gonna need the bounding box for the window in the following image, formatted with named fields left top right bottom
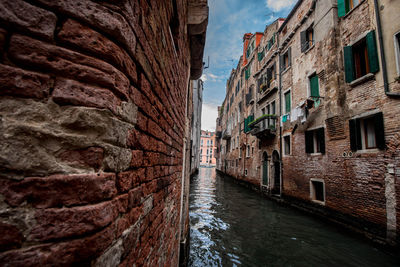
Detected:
left=309, top=74, right=319, bottom=98
left=206, top=149, right=209, bottom=155
left=201, top=139, right=203, bottom=145
left=245, top=169, right=248, bottom=176
left=200, top=149, right=202, bottom=155
left=338, top=0, right=361, bottom=17
left=305, top=128, right=326, bottom=154
left=246, top=145, right=250, bottom=157
left=283, top=135, right=291, bottom=155
left=394, top=32, right=400, bottom=75
left=211, top=140, right=213, bottom=145
left=239, top=147, right=242, bottom=158
left=280, top=47, right=291, bottom=71
left=349, top=112, right=385, bottom=151
left=237, top=136, right=239, bottom=148
left=207, top=140, right=209, bottom=145
left=344, top=31, right=379, bottom=83
left=284, top=90, right=291, bottom=114
left=236, top=159, right=238, bottom=167
left=310, top=179, right=325, bottom=203
left=301, top=25, right=314, bottom=52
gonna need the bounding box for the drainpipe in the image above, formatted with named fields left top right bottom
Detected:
left=277, top=33, right=283, bottom=197
left=373, top=0, right=400, bottom=97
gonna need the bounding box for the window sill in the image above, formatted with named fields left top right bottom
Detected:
left=281, top=66, right=291, bottom=75
left=308, top=152, right=323, bottom=156
left=349, top=73, right=375, bottom=87
left=356, top=148, right=380, bottom=154
left=311, top=199, right=325, bottom=205
left=304, top=44, right=315, bottom=54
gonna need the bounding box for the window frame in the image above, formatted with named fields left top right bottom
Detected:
left=394, top=31, right=400, bottom=76
left=283, top=88, right=291, bottom=114
left=283, top=134, right=291, bottom=156
left=349, top=111, right=385, bottom=152
left=305, top=127, right=326, bottom=154
left=343, top=30, right=379, bottom=83
left=310, top=178, right=325, bottom=205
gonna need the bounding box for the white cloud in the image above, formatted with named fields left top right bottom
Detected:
left=266, top=0, right=296, bottom=12
left=200, top=73, right=207, bottom=82
left=201, top=103, right=218, bottom=131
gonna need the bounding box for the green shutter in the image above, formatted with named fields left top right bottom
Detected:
left=310, top=75, right=319, bottom=97
left=344, top=46, right=355, bottom=83
left=285, top=92, right=291, bottom=113
left=338, top=0, right=346, bottom=17
left=366, top=30, right=380, bottom=73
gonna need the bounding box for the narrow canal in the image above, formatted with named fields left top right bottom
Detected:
left=189, top=168, right=400, bottom=266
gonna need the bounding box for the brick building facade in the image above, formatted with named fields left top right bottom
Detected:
left=216, top=0, right=400, bottom=245
left=199, top=130, right=217, bottom=166
left=0, top=0, right=208, bottom=265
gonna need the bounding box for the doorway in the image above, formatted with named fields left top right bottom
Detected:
left=262, top=152, right=268, bottom=186
left=272, top=150, right=280, bottom=194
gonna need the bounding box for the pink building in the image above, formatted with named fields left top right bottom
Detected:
left=199, top=130, right=217, bottom=166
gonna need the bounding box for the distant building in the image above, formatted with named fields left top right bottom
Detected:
left=200, top=130, right=217, bottom=166
left=216, top=0, right=400, bottom=246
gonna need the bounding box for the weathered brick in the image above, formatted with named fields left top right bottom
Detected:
left=0, top=63, right=51, bottom=99
left=0, top=222, right=115, bottom=265
left=34, top=0, right=137, bottom=55
left=117, top=168, right=145, bottom=193
left=29, top=201, right=118, bottom=241
left=0, top=173, right=117, bottom=208
left=52, top=78, right=122, bottom=114
left=9, top=34, right=130, bottom=100
left=0, top=222, right=24, bottom=252
left=0, top=28, right=6, bottom=56
left=57, top=146, right=104, bottom=171
left=0, top=0, right=56, bottom=39
left=57, top=19, right=137, bottom=84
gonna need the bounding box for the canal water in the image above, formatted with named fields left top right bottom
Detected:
left=189, top=167, right=400, bottom=267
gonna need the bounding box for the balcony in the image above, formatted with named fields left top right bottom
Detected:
left=248, top=115, right=277, bottom=139
left=246, top=92, right=254, bottom=105
left=222, top=128, right=231, bottom=140
left=258, top=80, right=278, bottom=104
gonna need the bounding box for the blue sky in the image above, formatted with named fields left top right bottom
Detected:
left=201, top=0, right=297, bottom=131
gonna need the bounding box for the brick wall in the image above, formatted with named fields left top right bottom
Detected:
left=0, top=0, right=207, bottom=265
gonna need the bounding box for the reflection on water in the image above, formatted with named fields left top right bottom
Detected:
left=189, top=168, right=400, bottom=267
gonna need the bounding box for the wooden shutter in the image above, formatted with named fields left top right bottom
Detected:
left=310, top=75, right=319, bottom=97
left=344, top=46, right=355, bottom=83
left=273, top=62, right=277, bottom=79
left=288, top=47, right=292, bottom=67
left=301, top=30, right=307, bottom=52
left=374, top=112, right=385, bottom=149
left=349, top=119, right=362, bottom=151
left=305, top=131, right=314, bottom=153
left=338, top=0, right=346, bottom=17
left=318, top=128, right=326, bottom=153
left=366, top=30, right=380, bottom=73
left=349, top=119, right=357, bottom=151
left=285, top=92, right=291, bottom=113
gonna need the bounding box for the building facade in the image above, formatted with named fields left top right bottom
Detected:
left=191, top=79, right=204, bottom=175
left=0, top=0, right=208, bottom=266
left=216, top=0, right=400, bottom=245
left=200, top=130, right=217, bottom=166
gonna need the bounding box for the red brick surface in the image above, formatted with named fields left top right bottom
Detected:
left=0, top=0, right=191, bottom=265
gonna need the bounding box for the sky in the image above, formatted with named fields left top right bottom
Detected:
left=200, top=0, right=297, bottom=131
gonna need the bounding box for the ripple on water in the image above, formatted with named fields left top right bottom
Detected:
left=189, top=168, right=400, bottom=267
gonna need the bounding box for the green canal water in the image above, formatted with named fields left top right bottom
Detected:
left=189, top=167, right=400, bottom=266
